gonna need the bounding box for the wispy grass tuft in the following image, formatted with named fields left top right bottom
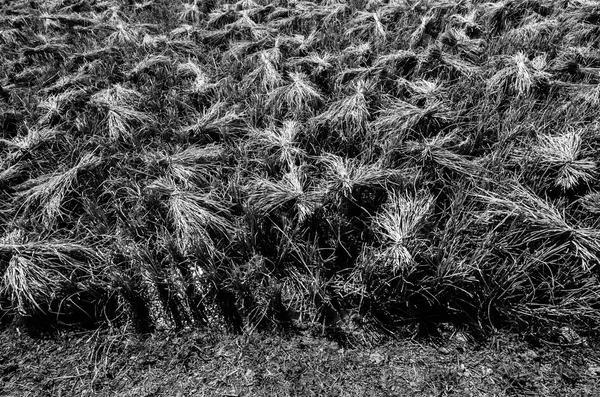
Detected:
left=15, top=153, right=102, bottom=228
left=372, top=191, right=434, bottom=275
left=90, top=84, right=153, bottom=141
left=247, top=120, right=305, bottom=168
left=519, top=129, right=597, bottom=191
left=267, top=71, right=324, bottom=119
left=248, top=166, right=325, bottom=225
left=145, top=178, right=234, bottom=256
left=313, top=79, right=372, bottom=141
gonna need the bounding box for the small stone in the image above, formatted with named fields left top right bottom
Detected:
left=520, top=349, right=539, bottom=361
left=438, top=347, right=452, bottom=355
left=369, top=352, right=385, bottom=364
left=589, top=366, right=600, bottom=376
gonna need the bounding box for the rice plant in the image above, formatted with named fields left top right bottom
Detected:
left=371, top=191, right=434, bottom=275
left=372, top=95, right=456, bottom=142
left=145, top=177, right=234, bottom=256
left=266, top=71, right=324, bottom=119
left=313, top=79, right=372, bottom=141
left=90, top=84, right=153, bottom=141
left=179, top=0, right=203, bottom=24
left=0, top=238, right=112, bottom=320
left=106, top=20, right=139, bottom=45
left=36, top=88, right=86, bottom=125
left=177, top=59, right=212, bottom=93
left=520, top=129, right=597, bottom=191
left=15, top=153, right=102, bottom=228
left=319, top=154, right=407, bottom=206
left=241, top=48, right=284, bottom=93
left=178, top=102, right=246, bottom=141
left=475, top=182, right=600, bottom=271
left=127, top=55, right=173, bottom=78
left=0, top=125, right=58, bottom=152
left=487, top=52, right=551, bottom=99
left=247, top=165, right=325, bottom=225
left=246, top=120, right=306, bottom=168
left=144, top=144, right=225, bottom=188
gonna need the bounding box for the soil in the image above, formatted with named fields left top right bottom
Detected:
left=1, top=324, right=600, bottom=396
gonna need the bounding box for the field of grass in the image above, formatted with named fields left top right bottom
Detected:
left=1, top=0, right=600, bottom=345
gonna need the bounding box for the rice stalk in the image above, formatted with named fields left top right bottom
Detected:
left=320, top=154, right=406, bottom=204
left=0, top=239, right=109, bottom=316
left=579, top=192, right=600, bottom=215
left=36, top=88, right=86, bottom=125
left=0, top=163, right=23, bottom=184
left=286, top=52, right=334, bottom=76
left=39, top=12, right=62, bottom=31
left=403, top=130, right=485, bottom=179
left=372, top=191, right=434, bottom=275
left=563, top=22, right=600, bottom=46
left=15, top=153, right=102, bottom=228
left=127, top=55, right=173, bottom=78
left=207, top=7, right=239, bottom=29
left=41, top=14, right=96, bottom=28
left=177, top=59, right=212, bottom=93
left=475, top=182, right=600, bottom=271
left=0, top=125, right=58, bottom=152
left=101, top=6, right=131, bottom=25
left=266, top=71, right=323, bottom=119
left=409, top=11, right=435, bottom=49
left=481, top=0, right=546, bottom=34
left=321, top=1, right=351, bottom=26
left=42, top=71, right=92, bottom=95
left=294, top=29, right=320, bottom=54
left=11, top=65, right=52, bottom=84
left=501, top=16, right=560, bottom=48
left=178, top=102, right=246, bottom=140
left=341, top=42, right=372, bottom=65
left=447, top=9, right=482, bottom=36
left=68, top=46, right=118, bottom=67
left=372, top=96, right=455, bottom=142
left=225, top=11, right=273, bottom=40
left=246, top=120, right=306, bottom=168
left=372, top=50, right=419, bottom=77
left=345, top=11, right=386, bottom=42
left=487, top=52, right=550, bottom=99
left=180, top=0, right=203, bottom=24
left=313, top=79, right=372, bottom=140
left=145, top=144, right=224, bottom=188
left=2, top=255, right=68, bottom=314
left=224, top=37, right=272, bottom=61
left=247, top=166, right=325, bottom=225
left=22, top=42, right=69, bottom=61
left=0, top=28, right=25, bottom=45
left=417, top=44, right=481, bottom=78
left=90, top=84, right=152, bottom=140
left=145, top=178, right=234, bottom=255
left=242, top=49, right=284, bottom=93
left=517, top=129, right=597, bottom=191
left=106, top=21, right=139, bottom=45
left=438, top=26, right=486, bottom=62
left=169, top=24, right=195, bottom=39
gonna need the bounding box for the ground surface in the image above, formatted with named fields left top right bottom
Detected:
left=1, top=326, right=600, bottom=396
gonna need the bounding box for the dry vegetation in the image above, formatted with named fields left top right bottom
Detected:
left=1, top=0, right=600, bottom=346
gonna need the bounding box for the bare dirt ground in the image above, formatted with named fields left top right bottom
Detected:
left=1, top=324, right=600, bottom=396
